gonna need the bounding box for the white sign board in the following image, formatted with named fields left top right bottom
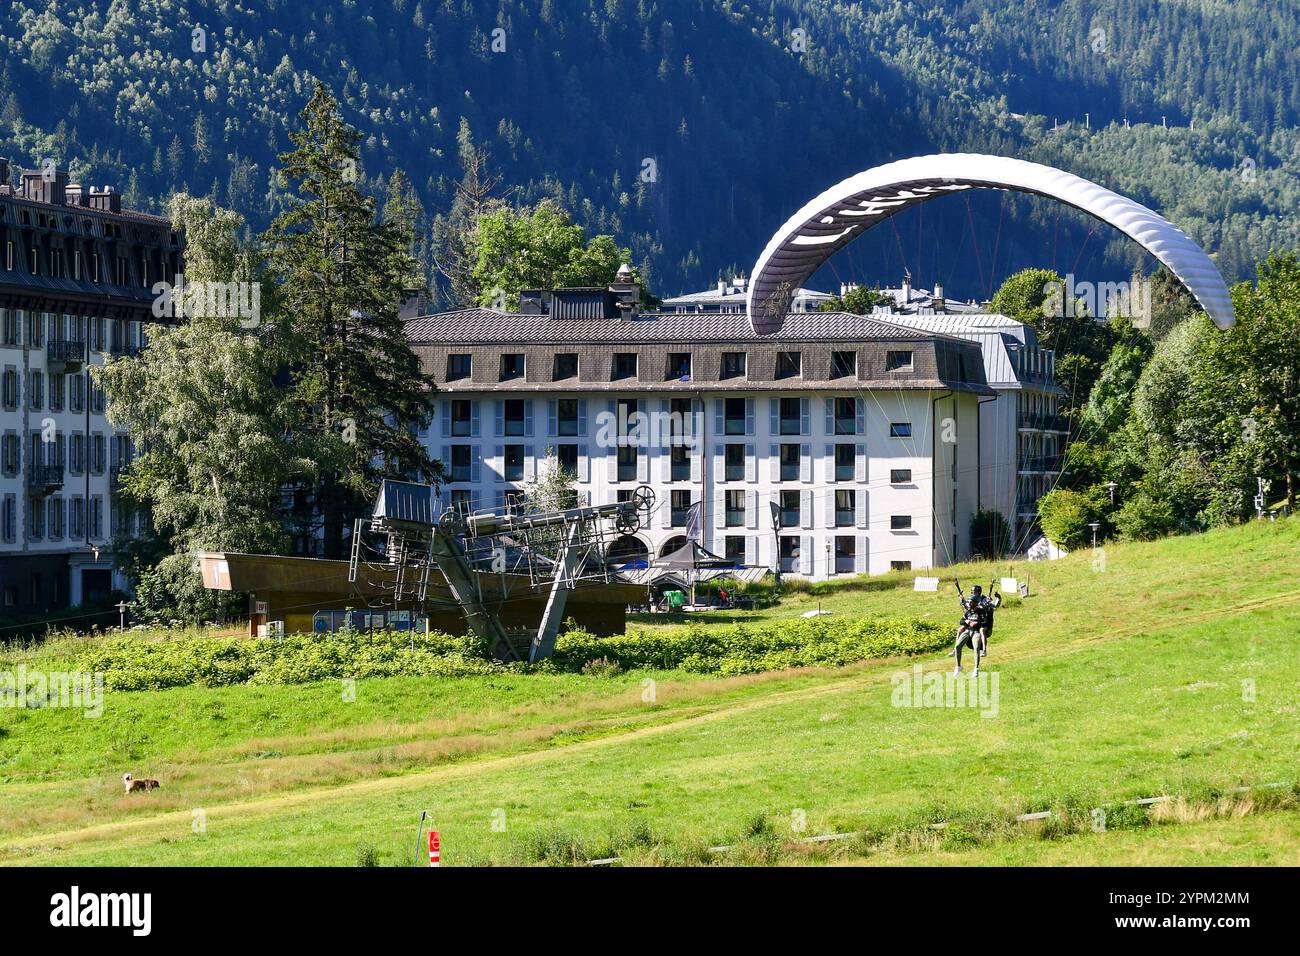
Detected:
left=1000, top=577, right=1019, bottom=594
left=913, top=576, right=940, bottom=592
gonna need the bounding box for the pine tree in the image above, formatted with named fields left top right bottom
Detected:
left=262, top=82, right=437, bottom=558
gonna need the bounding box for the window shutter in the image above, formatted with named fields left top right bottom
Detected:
left=769, top=444, right=779, bottom=481
left=659, top=445, right=671, bottom=482
left=690, top=448, right=702, bottom=483
left=825, top=489, right=836, bottom=527
left=856, top=442, right=867, bottom=483
left=494, top=400, right=504, bottom=437
left=745, top=398, right=755, bottom=436
left=441, top=399, right=453, bottom=438
left=856, top=536, right=868, bottom=573
left=714, top=399, right=724, bottom=436
left=824, top=443, right=836, bottom=484
left=746, top=443, right=757, bottom=483
left=857, top=489, right=869, bottom=529
left=803, top=535, right=815, bottom=574
left=493, top=445, right=504, bottom=482
left=715, top=495, right=727, bottom=529
left=769, top=398, right=778, bottom=436
left=526, top=445, right=537, bottom=479
left=638, top=448, right=650, bottom=483
left=801, top=490, right=813, bottom=529
left=800, top=443, right=811, bottom=483
left=470, top=401, right=481, bottom=438
left=824, top=397, right=834, bottom=435
left=746, top=535, right=757, bottom=565
left=524, top=399, right=534, bottom=437
left=800, top=397, right=810, bottom=435
left=712, top=441, right=724, bottom=482
left=470, top=446, right=481, bottom=483
left=606, top=446, right=617, bottom=482
left=855, top=398, right=866, bottom=435
left=578, top=444, right=589, bottom=482
left=746, top=489, right=757, bottom=529
left=547, top=401, right=557, bottom=437
left=578, top=400, right=588, bottom=436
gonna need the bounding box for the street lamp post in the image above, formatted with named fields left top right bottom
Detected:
left=1105, top=481, right=1118, bottom=506
left=825, top=539, right=832, bottom=579
left=1088, top=521, right=1101, bottom=549
left=115, top=600, right=129, bottom=631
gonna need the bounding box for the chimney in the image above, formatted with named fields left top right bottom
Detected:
left=89, top=185, right=121, bottom=213
left=0, top=158, right=9, bottom=188
left=65, top=183, right=88, bottom=206
left=21, top=167, right=68, bottom=204
left=608, top=263, right=641, bottom=318
left=901, top=271, right=912, bottom=304
left=932, top=282, right=945, bottom=311
left=717, top=274, right=727, bottom=295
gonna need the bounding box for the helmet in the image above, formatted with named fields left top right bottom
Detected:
left=971, top=584, right=983, bottom=595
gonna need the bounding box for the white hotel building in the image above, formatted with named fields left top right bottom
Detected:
left=405, top=279, right=997, bottom=579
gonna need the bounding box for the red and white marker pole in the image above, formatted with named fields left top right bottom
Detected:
left=428, top=829, right=441, bottom=867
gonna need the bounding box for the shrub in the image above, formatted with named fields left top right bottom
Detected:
left=552, top=616, right=949, bottom=675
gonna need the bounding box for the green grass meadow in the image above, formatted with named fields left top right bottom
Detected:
left=2, top=517, right=1298, bottom=865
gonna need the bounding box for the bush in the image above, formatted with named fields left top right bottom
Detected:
left=132, top=553, right=245, bottom=626
left=1038, top=488, right=1104, bottom=549
left=552, top=616, right=949, bottom=676
left=75, top=629, right=501, bottom=691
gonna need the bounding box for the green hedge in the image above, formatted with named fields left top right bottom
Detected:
left=553, top=616, right=949, bottom=676
left=73, top=615, right=948, bottom=690
left=76, top=631, right=500, bottom=691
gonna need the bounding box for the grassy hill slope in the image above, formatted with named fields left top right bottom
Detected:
left=1, top=517, right=1297, bottom=865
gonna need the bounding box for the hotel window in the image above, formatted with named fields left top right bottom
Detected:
left=553, top=353, right=578, bottom=380
left=4, top=241, right=12, bottom=271
left=890, top=469, right=912, bottom=484
left=499, top=353, right=525, bottom=381
left=50, top=248, right=64, bottom=278
left=775, top=351, right=802, bottom=379
left=450, top=489, right=473, bottom=513
left=612, top=352, right=638, bottom=380
left=889, top=422, right=912, bottom=438
left=49, top=373, right=64, bottom=411
left=450, top=400, right=473, bottom=437
left=831, top=350, right=857, bottom=378
left=778, top=535, right=800, bottom=572
left=835, top=444, right=855, bottom=482
left=779, top=443, right=800, bottom=482
left=779, top=490, right=801, bottom=528
left=1, top=370, right=16, bottom=409
left=1, top=309, right=15, bottom=346
left=720, top=351, right=746, bottom=379
left=449, top=445, right=472, bottom=482
left=670, top=490, right=692, bottom=527
left=835, top=490, right=855, bottom=527
left=670, top=445, right=690, bottom=482
left=833, top=397, right=857, bottom=435
left=28, top=246, right=39, bottom=275
left=28, top=370, right=41, bottom=411
left=616, top=445, right=638, bottom=483
left=779, top=397, right=802, bottom=435
left=890, top=515, right=913, bottom=531
left=666, top=352, right=691, bottom=381
left=891, top=560, right=912, bottom=571
left=723, top=398, right=748, bottom=436
left=725, top=490, right=746, bottom=527
left=885, top=350, right=914, bottom=371
left=724, top=443, right=745, bottom=482
left=503, top=444, right=524, bottom=482
left=446, top=354, right=471, bottom=381
left=556, top=444, right=579, bottom=474
left=724, top=535, right=746, bottom=565
left=669, top=398, right=694, bottom=441
left=503, top=399, right=526, bottom=436
left=557, top=399, right=580, bottom=436
left=616, top=398, right=640, bottom=441
left=834, top=535, right=856, bottom=574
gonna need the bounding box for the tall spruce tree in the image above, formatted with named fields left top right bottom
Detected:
left=262, top=82, right=436, bottom=558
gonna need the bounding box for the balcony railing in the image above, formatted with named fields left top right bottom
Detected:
left=27, top=462, right=64, bottom=492
left=1018, top=414, right=1069, bottom=433
left=109, top=342, right=142, bottom=358
left=1020, top=455, right=1064, bottom=474
left=47, top=339, right=86, bottom=366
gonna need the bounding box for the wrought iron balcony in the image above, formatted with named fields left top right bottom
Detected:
left=47, top=339, right=86, bottom=369
left=27, top=462, right=64, bottom=493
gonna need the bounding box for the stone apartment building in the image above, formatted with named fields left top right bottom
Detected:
left=0, top=161, right=181, bottom=615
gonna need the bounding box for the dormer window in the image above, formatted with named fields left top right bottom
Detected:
left=776, top=351, right=801, bottom=379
